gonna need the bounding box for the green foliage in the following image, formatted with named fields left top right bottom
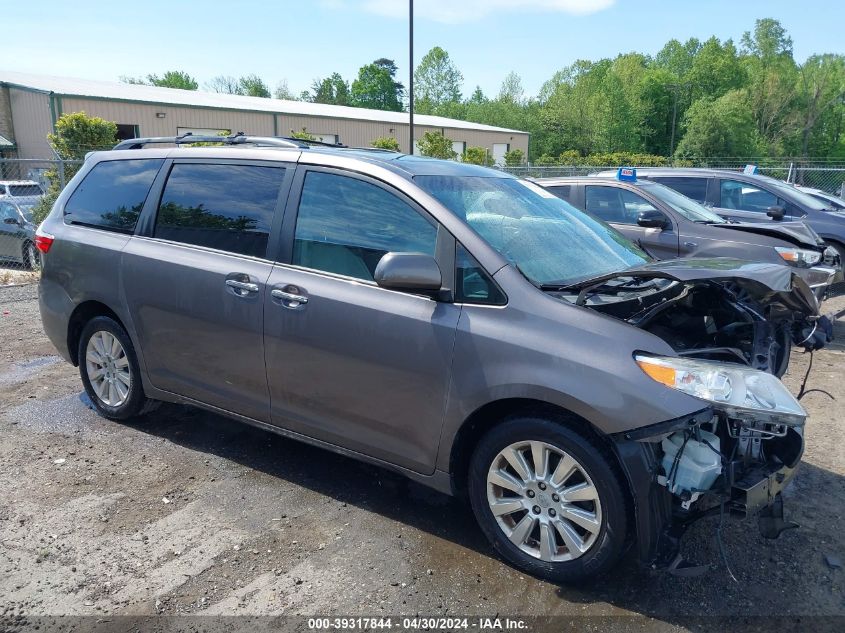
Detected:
left=273, top=80, right=297, bottom=100
left=310, top=73, right=351, bottom=105
left=504, top=148, right=524, bottom=166
left=123, top=70, right=198, bottom=90
left=371, top=136, right=401, bottom=151
left=238, top=74, right=271, bottom=98
left=32, top=112, right=118, bottom=222
left=675, top=91, right=762, bottom=159
left=416, top=131, right=457, bottom=160
left=290, top=128, right=317, bottom=141
left=351, top=60, right=404, bottom=111
left=415, top=46, right=463, bottom=114
left=464, top=146, right=493, bottom=166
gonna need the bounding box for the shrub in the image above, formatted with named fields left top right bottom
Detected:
left=371, top=136, right=401, bottom=151
left=464, top=146, right=493, bottom=166
left=504, top=148, right=525, bottom=166
left=416, top=131, right=457, bottom=160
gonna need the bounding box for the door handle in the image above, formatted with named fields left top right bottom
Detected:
left=684, top=241, right=698, bottom=248
left=271, top=288, right=308, bottom=307
left=226, top=279, right=259, bottom=293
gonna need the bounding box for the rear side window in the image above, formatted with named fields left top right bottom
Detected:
left=652, top=177, right=707, bottom=202
left=585, top=185, right=658, bottom=224
left=9, top=184, right=42, bottom=197
left=719, top=179, right=779, bottom=213
left=154, top=163, right=285, bottom=258
left=65, top=159, right=163, bottom=232
left=545, top=185, right=572, bottom=201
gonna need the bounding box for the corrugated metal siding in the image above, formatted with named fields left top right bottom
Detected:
left=12, top=93, right=530, bottom=159
left=9, top=88, right=52, bottom=158
left=59, top=98, right=275, bottom=138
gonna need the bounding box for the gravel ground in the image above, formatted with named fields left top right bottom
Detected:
left=0, top=285, right=843, bottom=632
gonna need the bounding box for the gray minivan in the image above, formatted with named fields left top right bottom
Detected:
left=37, top=136, right=826, bottom=581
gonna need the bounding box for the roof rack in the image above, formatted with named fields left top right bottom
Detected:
left=112, top=132, right=320, bottom=151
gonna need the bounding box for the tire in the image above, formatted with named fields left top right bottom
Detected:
left=468, top=416, right=629, bottom=583
left=78, top=316, right=158, bottom=420
left=22, top=241, right=41, bottom=271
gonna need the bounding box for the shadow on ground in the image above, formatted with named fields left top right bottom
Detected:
left=117, top=396, right=844, bottom=628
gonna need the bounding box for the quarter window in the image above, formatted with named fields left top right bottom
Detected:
left=64, top=159, right=163, bottom=232
left=293, top=171, right=436, bottom=281
left=719, top=180, right=779, bottom=213
left=585, top=186, right=658, bottom=225
left=154, top=163, right=285, bottom=258
left=456, top=243, right=505, bottom=304
left=545, top=185, right=572, bottom=201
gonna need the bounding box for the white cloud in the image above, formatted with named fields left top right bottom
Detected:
left=347, top=0, right=615, bottom=24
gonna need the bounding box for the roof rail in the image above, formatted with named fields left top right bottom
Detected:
left=112, top=132, right=309, bottom=151
left=276, top=136, right=347, bottom=148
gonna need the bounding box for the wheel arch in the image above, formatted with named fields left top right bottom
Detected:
left=448, top=398, right=629, bottom=499
left=67, top=300, right=126, bottom=366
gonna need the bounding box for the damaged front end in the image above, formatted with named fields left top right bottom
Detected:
left=554, top=258, right=832, bottom=376
left=553, top=259, right=824, bottom=574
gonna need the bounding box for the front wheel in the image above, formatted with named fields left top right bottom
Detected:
left=23, top=241, right=41, bottom=271
left=468, top=417, right=629, bottom=582
left=78, top=316, right=158, bottom=420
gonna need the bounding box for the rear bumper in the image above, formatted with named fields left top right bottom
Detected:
left=38, top=278, right=74, bottom=363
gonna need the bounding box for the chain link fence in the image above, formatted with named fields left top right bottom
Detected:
left=500, top=160, right=845, bottom=197
left=2, top=156, right=845, bottom=286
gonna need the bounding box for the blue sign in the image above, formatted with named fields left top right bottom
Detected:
left=743, top=164, right=758, bottom=175
left=617, top=167, right=637, bottom=182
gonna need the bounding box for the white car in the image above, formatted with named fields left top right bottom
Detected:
left=791, top=184, right=845, bottom=211
left=0, top=180, right=44, bottom=207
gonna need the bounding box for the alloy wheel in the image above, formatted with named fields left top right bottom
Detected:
left=486, top=440, right=602, bottom=562
left=85, top=331, right=131, bottom=407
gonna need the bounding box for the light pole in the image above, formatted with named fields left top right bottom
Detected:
left=409, top=0, right=414, bottom=154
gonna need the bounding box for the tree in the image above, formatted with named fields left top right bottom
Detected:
left=371, top=136, right=401, bottom=151
left=795, top=54, right=845, bottom=158
left=238, top=74, right=271, bottom=98
left=122, top=70, right=198, bottom=90
left=351, top=60, right=404, bottom=111
left=675, top=91, right=761, bottom=159
left=504, top=148, right=524, bottom=166
left=464, top=146, right=493, bottom=165
left=415, top=46, right=463, bottom=114
left=416, top=131, right=457, bottom=159
left=741, top=18, right=793, bottom=62
left=206, top=75, right=241, bottom=94
left=274, top=79, right=297, bottom=100
left=310, top=73, right=351, bottom=105
left=498, top=71, right=525, bottom=105
left=32, top=112, right=118, bottom=222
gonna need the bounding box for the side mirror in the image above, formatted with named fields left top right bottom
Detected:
left=636, top=209, right=667, bottom=229
left=374, top=252, right=442, bottom=296
left=767, top=205, right=786, bottom=221
left=3, top=217, right=19, bottom=225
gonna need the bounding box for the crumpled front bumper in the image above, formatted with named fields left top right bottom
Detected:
left=794, top=264, right=838, bottom=293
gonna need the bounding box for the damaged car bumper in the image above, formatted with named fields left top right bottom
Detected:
left=612, top=405, right=805, bottom=574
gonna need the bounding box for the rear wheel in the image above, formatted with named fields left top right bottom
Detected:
left=468, top=416, right=628, bottom=582
left=78, top=316, right=158, bottom=420
left=22, top=241, right=41, bottom=271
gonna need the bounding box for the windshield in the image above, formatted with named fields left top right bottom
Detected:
left=414, top=175, right=649, bottom=286
left=19, top=205, right=35, bottom=222
left=642, top=182, right=726, bottom=223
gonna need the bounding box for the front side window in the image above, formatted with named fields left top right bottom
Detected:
left=65, top=159, right=164, bottom=232
left=719, top=179, right=778, bottom=212
left=293, top=171, right=437, bottom=281
left=154, top=163, right=285, bottom=258
left=415, top=176, right=648, bottom=287
left=585, top=186, right=658, bottom=225
left=643, top=182, right=726, bottom=223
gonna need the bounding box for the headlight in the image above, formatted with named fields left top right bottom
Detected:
left=635, top=354, right=806, bottom=426
left=775, top=246, right=822, bottom=267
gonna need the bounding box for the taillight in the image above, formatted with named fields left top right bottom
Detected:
left=35, top=227, right=54, bottom=253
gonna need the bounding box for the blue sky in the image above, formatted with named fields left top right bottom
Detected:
left=6, top=0, right=844, bottom=99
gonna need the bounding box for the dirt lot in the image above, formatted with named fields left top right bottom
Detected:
left=1, top=283, right=843, bottom=632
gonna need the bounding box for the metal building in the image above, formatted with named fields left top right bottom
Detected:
left=0, top=71, right=528, bottom=163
